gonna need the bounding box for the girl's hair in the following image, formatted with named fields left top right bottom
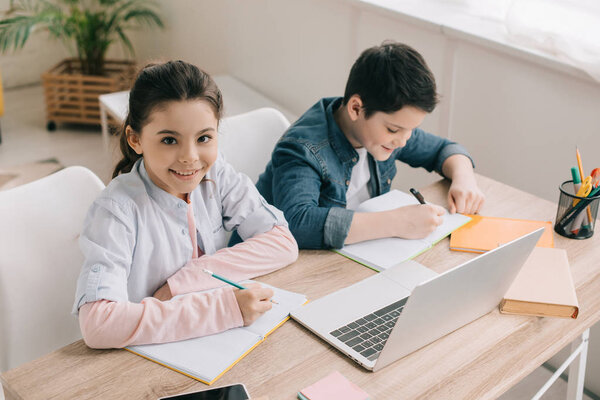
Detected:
left=113, top=60, right=223, bottom=178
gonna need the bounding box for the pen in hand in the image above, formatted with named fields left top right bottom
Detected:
left=409, top=188, right=426, bottom=204
left=202, top=269, right=279, bottom=304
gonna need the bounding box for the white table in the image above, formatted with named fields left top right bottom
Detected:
left=98, top=75, right=296, bottom=147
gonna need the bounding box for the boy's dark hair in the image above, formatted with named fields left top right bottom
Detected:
left=343, top=41, right=439, bottom=117
left=113, top=60, right=223, bottom=178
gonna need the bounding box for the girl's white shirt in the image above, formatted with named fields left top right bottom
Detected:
left=73, top=154, right=286, bottom=313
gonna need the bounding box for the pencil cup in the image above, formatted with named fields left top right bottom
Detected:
left=554, top=180, right=600, bottom=239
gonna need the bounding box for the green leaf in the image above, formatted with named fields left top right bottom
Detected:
left=122, top=8, right=163, bottom=28
left=115, top=25, right=133, bottom=56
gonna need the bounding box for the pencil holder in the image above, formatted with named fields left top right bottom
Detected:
left=554, top=180, right=600, bottom=239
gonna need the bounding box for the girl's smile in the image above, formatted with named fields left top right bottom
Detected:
left=170, top=168, right=201, bottom=180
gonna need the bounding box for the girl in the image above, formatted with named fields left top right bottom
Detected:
left=73, top=61, right=298, bottom=348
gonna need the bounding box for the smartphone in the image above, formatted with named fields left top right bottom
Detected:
left=158, top=383, right=250, bottom=400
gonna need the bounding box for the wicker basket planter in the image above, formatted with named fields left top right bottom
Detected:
left=42, top=58, right=136, bottom=130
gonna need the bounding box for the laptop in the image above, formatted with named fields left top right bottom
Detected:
left=291, top=228, right=544, bottom=371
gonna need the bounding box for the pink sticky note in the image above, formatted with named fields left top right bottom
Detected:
left=300, top=371, right=369, bottom=400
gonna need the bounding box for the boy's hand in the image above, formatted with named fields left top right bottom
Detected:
left=234, top=283, right=274, bottom=326
left=388, top=204, right=445, bottom=239
left=153, top=282, right=173, bottom=301
left=447, top=174, right=485, bottom=214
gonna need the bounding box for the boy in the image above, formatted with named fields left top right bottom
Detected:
left=256, top=41, right=484, bottom=249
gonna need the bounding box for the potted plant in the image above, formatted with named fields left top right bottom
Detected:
left=0, top=0, right=163, bottom=130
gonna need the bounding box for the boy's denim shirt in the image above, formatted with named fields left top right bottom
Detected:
left=256, top=97, right=473, bottom=250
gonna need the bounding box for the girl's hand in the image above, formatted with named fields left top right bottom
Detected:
left=234, top=283, right=274, bottom=326
left=153, top=282, right=173, bottom=301
left=387, top=204, right=445, bottom=239
left=447, top=174, right=485, bottom=214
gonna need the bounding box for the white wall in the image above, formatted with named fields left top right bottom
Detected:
left=131, top=0, right=229, bottom=77
left=137, top=0, right=600, bottom=394
left=449, top=42, right=600, bottom=204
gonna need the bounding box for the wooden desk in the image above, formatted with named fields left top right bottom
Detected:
left=2, top=175, right=599, bottom=399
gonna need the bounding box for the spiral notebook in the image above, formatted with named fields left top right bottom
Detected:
left=335, top=190, right=472, bottom=271
left=126, top=282, right=307, bottom=385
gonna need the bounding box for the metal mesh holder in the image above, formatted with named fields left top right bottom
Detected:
left=554, top=180, right=600, bottom=239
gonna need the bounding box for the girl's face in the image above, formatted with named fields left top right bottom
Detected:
left=127, top=99, right=219, bottom=200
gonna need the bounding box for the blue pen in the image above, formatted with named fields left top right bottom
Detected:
left=203, top=269, right=278, bottom=304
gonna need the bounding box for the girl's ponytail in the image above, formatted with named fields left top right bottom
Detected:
left=112, top=115, right=142, bottom=178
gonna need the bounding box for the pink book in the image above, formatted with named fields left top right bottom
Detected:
left=298, top=371, right=370, bottom=400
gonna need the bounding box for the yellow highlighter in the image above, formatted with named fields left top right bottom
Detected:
left=573, top=176, right=592, bottom=206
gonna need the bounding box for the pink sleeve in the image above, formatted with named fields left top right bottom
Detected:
left=78, top=287, right=243, bottom=348
left=167, top=225, right=298, bottom=296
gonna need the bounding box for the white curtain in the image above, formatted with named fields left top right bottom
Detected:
left=450, top=0, right=600, bottom=82
left=505, top=0, right=600, bottom=82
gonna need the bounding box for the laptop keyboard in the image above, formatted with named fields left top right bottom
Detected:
left=329, top=297, right=408, bottom=361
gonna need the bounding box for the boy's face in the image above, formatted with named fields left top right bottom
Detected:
left=127, top=99, right=219, bottom=200
left=345, top=96, right=427, bottom=161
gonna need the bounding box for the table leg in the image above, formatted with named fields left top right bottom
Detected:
left=531, top=328, right=589, bottom=400
left=566, top=328, right=589, bottom=400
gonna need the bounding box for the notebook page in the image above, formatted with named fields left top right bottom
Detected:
left=337, top=190, right=470, bottom=270
left=337, top=237, right=429, bottom=271
left=127, top=281, right=306, bottom=383
left=128, top=328, right=258, bottom=382
left=355, top=189, right=418, bottom=212
left=424, top=212, right=472, bottom=246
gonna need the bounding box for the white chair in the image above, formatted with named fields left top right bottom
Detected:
left=218, top=107, right=290, bottom=183
left=0, top=166, right=105, bottom=373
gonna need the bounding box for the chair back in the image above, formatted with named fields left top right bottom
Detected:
left=218, top=107, right=290, bottom=183
left=0, top=167, right=105, bottom=372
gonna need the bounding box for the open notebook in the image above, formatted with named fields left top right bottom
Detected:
left=335, top=190, right=471, bottom=271
left=126, top=282, right=307, bottom=385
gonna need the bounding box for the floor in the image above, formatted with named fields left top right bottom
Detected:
left=0, top=85, right=594, bottom=400
left=0, top=85, right=119, bottom=184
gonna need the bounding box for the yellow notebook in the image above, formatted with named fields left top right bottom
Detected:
left=500, top=247, right=578, bottom=318
left=126, top=282, right=307, bottom=385
left=449, top=215, right=553, bottom=253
